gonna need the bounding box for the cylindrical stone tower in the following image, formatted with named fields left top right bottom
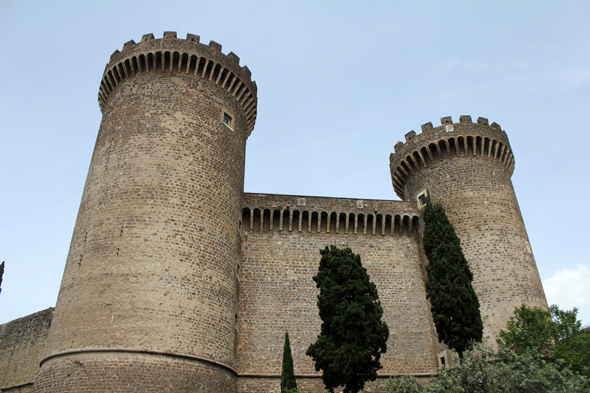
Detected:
left=389, top=115, right=547, bottom=344
left=34, top=32, right=257, bottom=392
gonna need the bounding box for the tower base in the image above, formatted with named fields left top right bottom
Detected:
left=33, top=352, right=237, bottom=393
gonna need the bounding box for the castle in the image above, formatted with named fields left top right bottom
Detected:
left=0, top=32, right=548, bottom=393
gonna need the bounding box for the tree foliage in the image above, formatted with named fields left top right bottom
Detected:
left=385, top=341, right=589, bottom=393
left=498, top=304, right=590, bottom=379
left=422, top=195, right=483, bottom=357
left=550, top=304, right=582, bottom=341
left=281, top=331, right=297, bottom=392
left=550, top=306, right=590, bottom=378
left=306, top=245, right=389, bottom=393
left=497, top=304, right=557, bottom=359
left=384, top=304, right=589, bottom=392
left=554, top=332, right=590, bottom=378
left=0, top=261, right=4, bottom=294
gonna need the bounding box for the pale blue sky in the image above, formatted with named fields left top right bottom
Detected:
left=1, top=1, right=589, bottom=326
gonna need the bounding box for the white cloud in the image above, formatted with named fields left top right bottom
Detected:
left=543, top=264, right=590, bottom=326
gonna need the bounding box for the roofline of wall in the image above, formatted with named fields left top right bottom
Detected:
left=243, top=192, right=410, bottom=204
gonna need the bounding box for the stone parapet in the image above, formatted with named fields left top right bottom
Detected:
left=242, top=193, right=420, bottom=235
left=99, top=32, right=257, bottom=135
left=389, top=116, right=513, bottom=199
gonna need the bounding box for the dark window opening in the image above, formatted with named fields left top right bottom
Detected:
left=223, top=113, right=232, bottom=127
left=418, top=193, right=427, bottom=208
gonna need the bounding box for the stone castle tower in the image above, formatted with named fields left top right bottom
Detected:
left=0, top=33, right=547, bottom=393
left=33, top=32, right=257, bottom=392
left=389, top=117, right=548, bottom=342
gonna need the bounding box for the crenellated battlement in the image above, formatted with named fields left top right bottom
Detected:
left=389, top=116, right=515, bottom=199
left=98, top=32, right=257, bottom=135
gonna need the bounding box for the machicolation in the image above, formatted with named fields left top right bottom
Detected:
left=99, top=32, right=257, bottom=134
left=390, top=116, right=513, bottom=199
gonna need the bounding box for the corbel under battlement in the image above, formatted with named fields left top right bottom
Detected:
left=98, top=32, right=257, bottom=135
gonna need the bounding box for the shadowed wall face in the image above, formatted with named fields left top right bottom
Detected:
left=34, top=33, right=257, bottom=393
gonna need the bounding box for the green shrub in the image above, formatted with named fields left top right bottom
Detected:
left=385, top=375, right=424, bottom=393
left=384, top=341, right=589, bottom=393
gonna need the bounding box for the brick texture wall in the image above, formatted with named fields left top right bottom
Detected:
left=33, top=352, right=236, bottom=392
left=0, top=308, right=52, bottom=391
left=236, top=194, right=438, bottom=392
left=33, top=33, right=256, bottom=393
left=0, top=34, right=547, bottom=393
left=390, top=116, right=548, bottom=344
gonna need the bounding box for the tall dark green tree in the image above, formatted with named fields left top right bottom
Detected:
left=280, top=331, right=297, bottom=392
left=306, top=245, right=389, bottom=393
left=0, top=261, right=4, bottom=295
left=422, top=195, right=483, bottom=358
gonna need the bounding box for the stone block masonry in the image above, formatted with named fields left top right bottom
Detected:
left=390, top=116, right=547, bottom=345
left=33, top=32, right=257, bottom=393
left=237, top=194, right=438, bottom=392
left=0, top=308, right=53, bottom=392
left=0, top=32, right=548, bottom=393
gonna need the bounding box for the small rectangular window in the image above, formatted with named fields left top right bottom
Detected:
left=419, top=194, right=427, bottom=207
left=417, top=191, right=427, bottom=208
left=223, top=112, right=232, bottom=127
left=438, top=350, right=448, bottom=368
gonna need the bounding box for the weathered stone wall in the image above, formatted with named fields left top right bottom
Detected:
left=33, top=352, right=236, bottom=393
left=34, top=32, right=257, bottom=392
left=390, top=116, right=547, bottom=344
left=0, top=309, right=52, bottom=391
left=237, top=194, right=438, bottom=392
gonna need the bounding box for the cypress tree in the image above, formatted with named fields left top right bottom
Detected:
left=422, top=195, right=483, bottom=358
left=280, top=331, right=297, bottom=392
left=306, top=245, right=389, bottom=393
left=0, top=261, right=4, bottom=294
